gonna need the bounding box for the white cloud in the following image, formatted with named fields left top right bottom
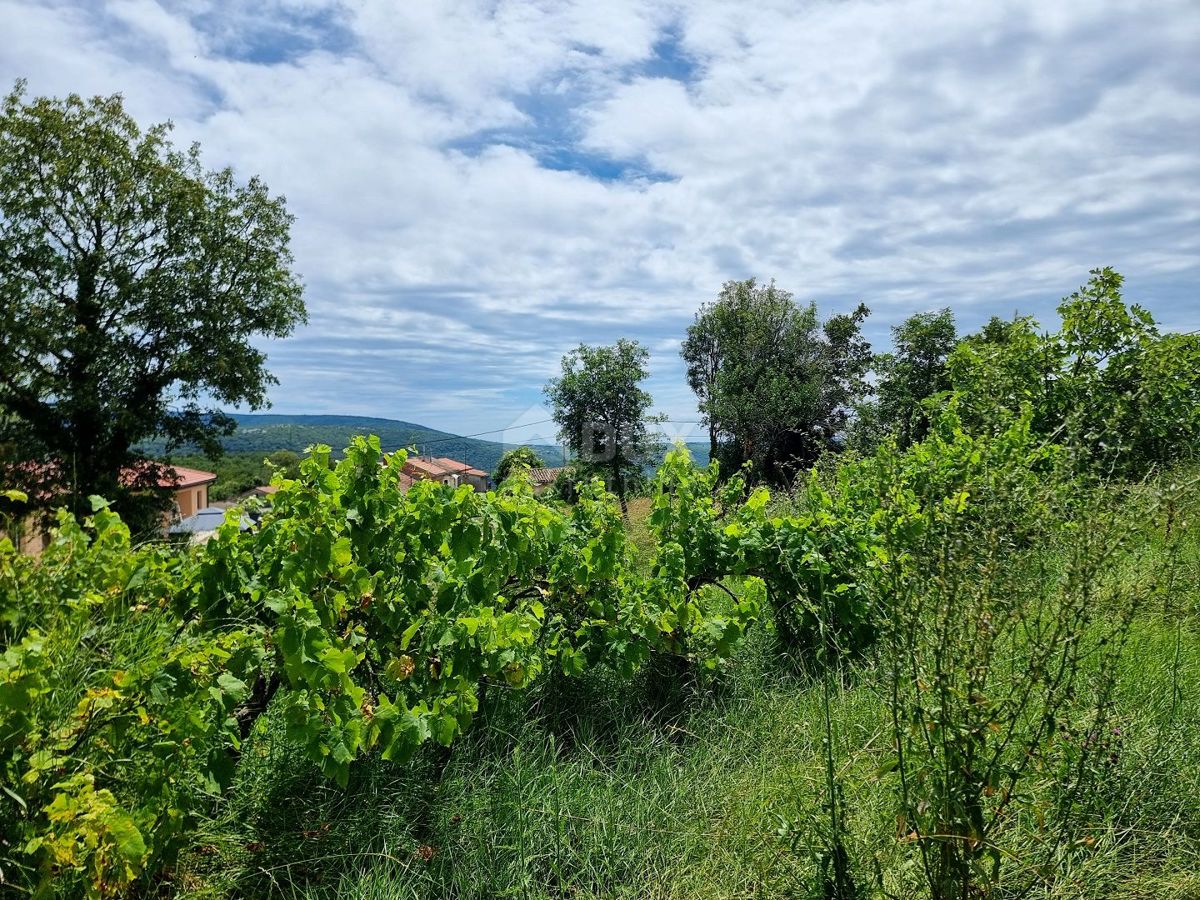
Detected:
left=1, top=0, right=1197, bottom=433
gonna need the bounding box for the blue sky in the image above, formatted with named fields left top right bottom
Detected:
left=2, top=0, right=1198, bottom=445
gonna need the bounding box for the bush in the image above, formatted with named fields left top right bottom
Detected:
left=864, top=410, right=1177, bottom=898
left=0, top=501, right=264, bottom=897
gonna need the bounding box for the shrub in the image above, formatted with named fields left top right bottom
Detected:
left=868, top=411, right=1168, bottom=898
left=0, top=501, right=263, bottom=897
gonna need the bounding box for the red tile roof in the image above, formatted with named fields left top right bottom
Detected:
left=157, top=465, right=218, bottom=489
left=403, top=456, right=476, bottom=478
left=121, top=461, right=216, bottom=489
left=527, top=467, right=563, bottom=486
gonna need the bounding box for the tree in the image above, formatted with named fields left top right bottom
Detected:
left=680, top=302, right=724, bottom=462
left=266, top=449, right=302, bottom=480
left=947, top=267, right=1200, bottom=474
left=0, top=83, right=305, bottom=526
left=544, top=339, right=661, bottom=514
left=681, top=279, right=870, bottom=482
left=853, top=308, right=957, bottom=450
left=493, top=446, right=545, bottom=485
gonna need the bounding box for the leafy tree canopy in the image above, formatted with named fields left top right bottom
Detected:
left=0, top=83, right=305, bottom=525
left=853, top=308, right=957, bottom=451
left=947, top=267, right=1200, bottom=474
left=493, top=446, right=546, bottom=485
left=544, top=338, right=661, bottom=512
left=681, top=278, right=871, bottom=482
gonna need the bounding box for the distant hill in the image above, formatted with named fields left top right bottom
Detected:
left=140, top=414, right=715, bottom=482
left=141, top=414, right=563, bottom=475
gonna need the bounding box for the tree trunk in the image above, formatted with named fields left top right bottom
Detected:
left=613, top=461, right=628, bottom=517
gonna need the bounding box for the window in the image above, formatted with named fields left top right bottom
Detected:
left=196, top=489, right=203, bottom=510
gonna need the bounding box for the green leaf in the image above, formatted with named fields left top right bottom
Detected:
left=319, top=647, right=358, bottom=674
left=876, top=756, right=900, bottom=777
left=400, top=621, right=421, bottom=650
left=108, top=813, right=147, bottom=864
left=217, top=673, right=249, bottom=702
left=2, top=783, right=27, bottom=810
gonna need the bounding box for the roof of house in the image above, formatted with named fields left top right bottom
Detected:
left=403, top=456, right=487, bottom=479
left=119, top=460, right=217, bottom=489
left=156, top=465, right=218, bottom=489
left=528, top=467, right=563, bottom=485
left=168, top=507, right=251, bottom=535
left=376, top=454, right=425, bottom=491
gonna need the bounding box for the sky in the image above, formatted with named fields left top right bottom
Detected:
left=2, top=0, right=1198, bottom=445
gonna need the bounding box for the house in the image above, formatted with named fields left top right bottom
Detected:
left=401, top=455, right=490, bottom=492
left=527, top=467, right=564, bottom=494
left=6, top=461, right=217, bottom=555
left=152, top=465, right=218, bottom=520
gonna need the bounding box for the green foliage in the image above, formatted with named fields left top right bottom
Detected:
left=545, top=339, right=663, bottom=512
left=190, top=439, right=775, bottom=781
left=648, top=447, right=880, bottom=660
left=848, top=406, right=1177, bottom=898
left=2, top=439, right=783, bottom=895
left=0, top=486, right=26, bottom=544
left=173, top=476, right=1200, bottom=899
left=757, top=473, right=881, bottom=659
left=947, top=267, right=1200, bottom=475
left=680, top=278, right=872, bottom=481
left=644, top=449, right=766, bottom=667
left=493, top=446, right=546, bottom=486
left=5, top=414, right=1198, bottom=898
left=853, top=308, right=957, bottom=451
left=166, top=450, right=300, bottom=502
left=548, top=463, right=585, bottom=503
left=0, top=82, right=305, bottom=525
left=0, top=502, right=264, bottom=897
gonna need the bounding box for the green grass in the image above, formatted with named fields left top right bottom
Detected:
left=167, top=617, right=1200, bottom=899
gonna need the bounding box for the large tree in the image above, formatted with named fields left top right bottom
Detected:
left=0, top=83, right=305, bottom=525
left=544, top=339, right=660, bottom=514
left=681, top=279, right=870, bottom=482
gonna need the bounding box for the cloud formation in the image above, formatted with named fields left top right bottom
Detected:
left=3, top=0, right=1197, bottom=438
